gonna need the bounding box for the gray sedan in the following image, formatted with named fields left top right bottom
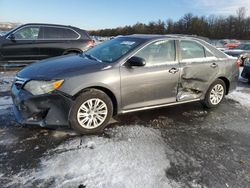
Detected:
left=11, top=35, right=239, bottom=134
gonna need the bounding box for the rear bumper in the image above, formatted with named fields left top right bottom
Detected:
left=11, top=84, right=73, bottom=128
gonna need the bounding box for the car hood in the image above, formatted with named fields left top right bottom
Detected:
left=17, top=54, right=105, bottom=79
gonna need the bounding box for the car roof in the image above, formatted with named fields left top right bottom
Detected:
left=125, top=34, right=209, bottom=42
left=20, top=23, right=81, bottom=30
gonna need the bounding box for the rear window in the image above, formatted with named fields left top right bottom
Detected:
left=42, top=26, right=79, bottom=39
left=80, top=30, right=92, bottom=40
left=62, top=28, right=79, bottom=39
left=180, top=40, right=205, bottom=60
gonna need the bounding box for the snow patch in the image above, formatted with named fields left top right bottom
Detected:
left=0, top=72, right=15, bottom=92
left=0, top=96, right=13, bottom=110
left=226, top=87, right=250, bottom=108
left=51, top=129, right=79, bottom=138
left=0, top=134, right=18, bottom=146
left=11, top=126, right=179, bottom=188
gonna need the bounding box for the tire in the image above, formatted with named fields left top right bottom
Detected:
left=69, top=89, right=113, bottom=134
left=202, top=79, right=226, bottom=108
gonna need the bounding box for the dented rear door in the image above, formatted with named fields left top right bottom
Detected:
left=177, top=40, right=220, bottom=101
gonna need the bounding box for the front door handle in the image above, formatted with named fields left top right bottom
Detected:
left=169, top=67, right=179, bottom=74
left=210, top=63, right=218, bottom=68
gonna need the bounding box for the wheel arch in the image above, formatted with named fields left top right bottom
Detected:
left=73, top=86, right=118, bottom=116
left=218, top=76, right=230, bottom=95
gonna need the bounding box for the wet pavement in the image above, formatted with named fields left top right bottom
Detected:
left=0, top=72, right=250, bottom=188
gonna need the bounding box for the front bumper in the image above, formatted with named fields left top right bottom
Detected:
left=11, top=84, right=73, bottom=128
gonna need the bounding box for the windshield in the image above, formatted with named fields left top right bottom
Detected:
left=3, top=25, right=20, bottom=36
left=84, top=37, right=143, bottom=63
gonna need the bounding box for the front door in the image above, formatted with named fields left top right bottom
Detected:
left=120, top=40, right=180, bottom=110
left=1, top=26, right=41, bottom=62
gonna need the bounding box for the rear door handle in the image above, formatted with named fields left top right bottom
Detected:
left=210, top=63, right=218, bottom=68
left=169, top=67, right=179, bottom=74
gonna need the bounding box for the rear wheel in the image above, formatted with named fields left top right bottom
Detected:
left=69, top=89, right=113, bottom=134
left=202, top=79, right=226, bottom=108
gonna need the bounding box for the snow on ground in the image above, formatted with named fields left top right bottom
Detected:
left=0, top=133, right=18, bottom=146
left=9, top=126, right=180, bottom=188
left=226, top=87, right=250, bottom=109
left=0, top=96, right=13, bottom=111
left=0, top=71, right=15, bottom=92
left=0, top=71, right=15, bottom=112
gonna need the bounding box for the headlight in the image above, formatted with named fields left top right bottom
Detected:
left=24, top=80, right=64, bottom=95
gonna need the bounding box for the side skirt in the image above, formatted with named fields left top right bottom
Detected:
left=121, top=98, right=201, bottom=114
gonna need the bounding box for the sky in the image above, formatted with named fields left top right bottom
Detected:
left=0, top=0, right=249, bottom=30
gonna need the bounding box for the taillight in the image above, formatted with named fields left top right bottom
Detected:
left=235, top=59, right=241, bottom=68
left=86, top=40, right=94, bottom=48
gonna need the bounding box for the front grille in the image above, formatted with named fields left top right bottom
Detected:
left=14, top=77, right=28, bottom=90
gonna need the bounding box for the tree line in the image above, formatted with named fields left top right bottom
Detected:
left=89, top=7, right=250, bottom=39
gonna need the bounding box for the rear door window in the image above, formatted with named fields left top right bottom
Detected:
left=180, top=41, right=206, bottom=60
left=43, top=27, right=79, bottom=39
left=43, top=27, right=62, bottom=39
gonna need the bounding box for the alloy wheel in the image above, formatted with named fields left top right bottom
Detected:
left=77, top=98, right=108, bottom=129
left=209, top=84, right=224, bottom=105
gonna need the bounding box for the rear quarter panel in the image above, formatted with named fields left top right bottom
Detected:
left=219, top=58, right=239, bottom=93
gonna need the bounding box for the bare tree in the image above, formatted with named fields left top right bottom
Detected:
left=90, top=8, right=250, bottom=39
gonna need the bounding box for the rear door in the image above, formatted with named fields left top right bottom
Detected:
left=38, top=26, right=80, bottom=59
left=1, top=26, right=40, bottom=62
left=120, top=39, right=180, bottom=110
left=177, top=40, right=219, bottom=101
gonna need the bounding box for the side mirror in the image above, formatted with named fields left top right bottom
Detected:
left=8, top=33, right=15, bottom=41
left=126, top=56, right=146, bottom=67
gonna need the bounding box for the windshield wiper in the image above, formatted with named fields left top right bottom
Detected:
left=84, top=54, right=102, bottom=62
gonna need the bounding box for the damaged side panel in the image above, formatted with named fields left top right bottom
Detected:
left=177, top=60, right=220, bottom=101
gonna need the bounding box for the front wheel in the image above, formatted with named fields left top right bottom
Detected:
left=69, top=89, right=113, bottom=134
left=202, top=79, right=226, bottom=108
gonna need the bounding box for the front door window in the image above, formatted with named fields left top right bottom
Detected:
left=135, top=40, right=176, bottom=65
left=13, top=27, right=40, bottom=40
